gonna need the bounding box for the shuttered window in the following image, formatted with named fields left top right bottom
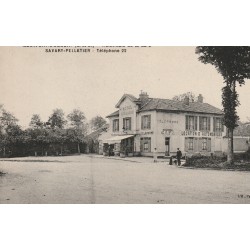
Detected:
left=213, top=117, right=224, bottom=132
left=185, top=137, right=195, bottom=151
left=199, top=117, right=211, bottom=131
left=199, top=138, right=211, bottom=152
left=185, top=116, right=198, bottom=130
left=113, top=119, right=119, bottom=132
left=186, top=137, right=212, bottom=152
left=141, top=115, right=151, bottom=130
left=123, top=117, right=132, bottom=131
left=140, top=137, right=151, bottom=152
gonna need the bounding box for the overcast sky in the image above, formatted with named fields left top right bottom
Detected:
left=1, top=46, right=250, bottom=128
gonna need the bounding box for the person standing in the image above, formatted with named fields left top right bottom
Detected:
left=176, top=148, right=182, bottom=166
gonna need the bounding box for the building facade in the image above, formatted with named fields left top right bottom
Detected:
left=102, top=92, right=226, bottom=157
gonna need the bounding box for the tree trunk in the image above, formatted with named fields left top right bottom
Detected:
left=77, top=142, right=80, bottom=154
left=60, top=145, right=63, bottom=156
left=3, top=146, right=6, bottom=157
left=227, top=128, right=234, bottom=164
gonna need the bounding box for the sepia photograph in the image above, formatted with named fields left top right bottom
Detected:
left=2, top=1, right=250, bottom=249
left=1, top=46, right=250, bottom=204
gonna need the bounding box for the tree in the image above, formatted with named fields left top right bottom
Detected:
left=172, top=92, right=197, bottom=102
left=67, top=109, right=87, bottom=154
left=196, top=46, right=250, bottom=164
left=89, top=116, right=107, bottom=131
left=29, top=114, right=44, bottom=129
left=67, top=109, right=86, bottom=128
left=0, top=109, right=18, bottom=128
left=48, top=109, right=67, bottom=129
left=0, top=108, right=19, bottom=157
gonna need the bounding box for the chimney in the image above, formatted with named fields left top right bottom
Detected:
left=139, top=91, right=149, bottom=103
left=197, top=94, right=203, bottom=103
left=183, top=96, right=189, bottom=105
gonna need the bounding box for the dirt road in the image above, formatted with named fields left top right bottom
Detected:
left=1, top=155, right=250, bottom=203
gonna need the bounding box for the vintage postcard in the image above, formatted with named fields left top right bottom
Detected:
left=0, top=46, right=250, bottom=204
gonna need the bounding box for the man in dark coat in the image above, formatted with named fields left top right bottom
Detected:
left=176, top=148, right=182, bottom=166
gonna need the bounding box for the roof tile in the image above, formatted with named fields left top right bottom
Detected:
left=140, top=98, right=223, bottom=115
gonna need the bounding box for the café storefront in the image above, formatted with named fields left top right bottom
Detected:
left=103, top=134, right=135, bottom=157
left=102, top=92, right=226, bottom=157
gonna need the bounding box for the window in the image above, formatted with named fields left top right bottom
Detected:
left=213, top=117, right=224, bottom=132
left=186, top=116, right=198, bottom=130
left=141, top=115, right=151, bottom=130
left=199, top=138, right=211, bottom=151
left=202, top=138, right=207, bottom=150
left=113, top=119, right=119, bottom=132
left=188, top=138, right=194, bottom=150
left=140, top=137, right=151, bottom=152
left=123, top=117, right=132, bottom=131
left=199, top=116, right=211, bottom=131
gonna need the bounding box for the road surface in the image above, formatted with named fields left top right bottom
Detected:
left=1, top=155, right=250, bottom=204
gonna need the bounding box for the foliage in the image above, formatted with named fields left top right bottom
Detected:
left=29, top=114, right=44, bottom=129
left=196, top=46, right=250, bottom=130
left=196, top=47, right=250, bottom=86
left=196, top=46, right=250, bottom=164
left=48, top=109, right=67, bottom=129
left=0, top=109, right=18, bottom=129
left=89, top=116, right=107, bottom=131
left=222, top=85, right=239, bottom=130
left=172, top=92, right=197, bottom=102
left=67, top=109, right=86, bottom=129
left=67, top=109, right=87, bottom=153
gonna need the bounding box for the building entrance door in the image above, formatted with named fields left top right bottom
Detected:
left=165, top=137, right=170, bottom=156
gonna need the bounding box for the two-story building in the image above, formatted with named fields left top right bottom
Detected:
left=102, top=92, right=226, bottom=157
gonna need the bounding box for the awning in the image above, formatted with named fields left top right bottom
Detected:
left=104, top=135, right=134, bottom=144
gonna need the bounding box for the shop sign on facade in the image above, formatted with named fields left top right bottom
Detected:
left=161, top=129, right=174, bottom=135
left=158, top=119, right=178, bottom=124
left=120, top=105, right=134, bottom=116
left=181, top=131, right=222, bottom=137
left=140, top=131, right=153, bottom=135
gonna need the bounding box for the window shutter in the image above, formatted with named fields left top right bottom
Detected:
left=207, top=138, right=211, bottom=152
left=194, top=138, right=198, bottom=152
left=141, top=116, right=143, bottom=129
left=208, top=117, right=211, bottom=131
left=186, top=116, right=189, bottom=130
left=198, top=138, right=202, bottom=152
left=148, top=115, right=151, bottom=129
left=199, top=117, right=202, bottom=131
left=140, top=138, right=143, bottom=152
left=195, top=117, right=198, bottom=130
left=221, top=119, right=224, bottom=132
left=213, top=117, right=216, bottom=132
left=148, top=138, right=151, bottom=152
left=185, top=138, right=188, bottom=152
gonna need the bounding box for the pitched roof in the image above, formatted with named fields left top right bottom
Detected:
left=139, top=98, right=223, bottom=115
left=106, top=110, right=119, bottom=118
left=115, top=94, right=139, bottom=108
left=86, top=124, right=109, bottom=140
